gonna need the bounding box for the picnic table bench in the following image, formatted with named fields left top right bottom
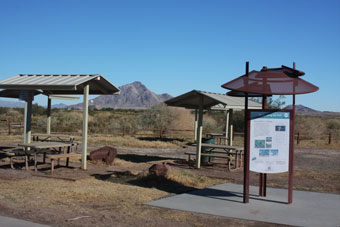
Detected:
left=46, top=153, right=82, bottom=174
left=1, top=148, right=36, bottom=170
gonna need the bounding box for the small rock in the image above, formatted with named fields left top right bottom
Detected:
left=149, top=163, right=172, bottom=177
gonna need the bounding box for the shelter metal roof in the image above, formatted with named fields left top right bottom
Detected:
left=0, top=74, right=120, bottom=95
left=165, top=90, right=261, bottom=110
left=0, top=89, right=42, bottom=98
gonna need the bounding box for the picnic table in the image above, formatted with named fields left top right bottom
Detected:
left=32, top=133, right=76, bottom=142
left=17, top=141, right=79, bottom=173
left=205, top=133, right=228, bottom=145
left=186, top=143, right=244, bottom=170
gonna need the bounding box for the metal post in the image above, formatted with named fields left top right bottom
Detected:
left=82, top=84, right=89, bottom=170
left=260, top=95, right=268, bottom=197
left=230, top=124, right=233, bottom=146
left=25, top=93, right=33, bottom=145
left=288, top=62, right=296, bottom=204
left=47, top=98, right=51, bottom=135
left=196, top=95, right=204, bottom=169
left=23, top=102, right=28, bottom=144
left=243, top=61, right=250, bottom=203
left=243, top=92, right=249, bottom=203
left=288, top=94, right=295, bottom=204
left=229, top=109, right=233, bottom=146
left=225, top=109, right=229, bottom=145
left=194, top=109, right=198, bottom=142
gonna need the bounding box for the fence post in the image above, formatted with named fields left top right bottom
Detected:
left=329, top=132, right=331, bottom=144
left=8, top=120, right=12, bottom=135
left=297, top=132, right=300, bottom=144
left=123, top=126, right=126, bottom=137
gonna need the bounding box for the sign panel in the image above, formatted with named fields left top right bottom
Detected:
left=249, top=111, right=290, bottom=173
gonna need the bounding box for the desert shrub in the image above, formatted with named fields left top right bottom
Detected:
left=327, top=119, right=340, bottom=130
left=295, top=116, right=327, bottom=137
left=168, top=107, right=194, bottom=130
left=137, top=104, right=172, bottom=131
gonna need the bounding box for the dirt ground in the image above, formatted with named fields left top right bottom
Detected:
left=0, top=143, right=339, bottom=227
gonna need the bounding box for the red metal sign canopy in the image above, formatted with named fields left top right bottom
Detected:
left=221, top=62, right=319, bottom=205
left=221, top=65, right=319, bottom=95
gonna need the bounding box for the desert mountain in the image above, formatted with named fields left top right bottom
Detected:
left=0, top=99, right=24, bottom=108
left=73, top=81, right=172, bottom=109
left=285, top=104, right=340, bottom=117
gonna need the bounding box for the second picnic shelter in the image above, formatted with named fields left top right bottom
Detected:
left=165, top=90, right=261, bottom=168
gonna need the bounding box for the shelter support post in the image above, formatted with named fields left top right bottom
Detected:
left=194, top=109, right=198, bottom=142
left=225, top=110, right=229, bottom=145
left=225, top=109, right=234, bottom=146
left=195, top=95, right=204, bottom=169
left=47, top=98, right=51, bottom=134
left=24, top=92, right=33, bottom=145
left=229, top=109, right=233, bottom=146
left=82, top=84, right=89, bottom=170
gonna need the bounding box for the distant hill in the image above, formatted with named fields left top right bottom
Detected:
left=51, top=103, right=68, bottom=109
left=0, top=99, right=24, bottom=108
left=285, top=104, right=340, bottom=117
left=71, top=81, right=173, bottom=109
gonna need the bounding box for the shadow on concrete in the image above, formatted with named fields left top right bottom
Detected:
left=188, top=187, right=288, bottom=205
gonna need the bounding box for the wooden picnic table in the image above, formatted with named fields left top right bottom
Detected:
left=201, top=143, right=243, bottom=151
left=17, top=141, right=77, bottom=172
left=195, top=143, right=244, bottom=169
left=32, top=133, right=76, bottom=142
left=206, top=132, right=224, bottom=137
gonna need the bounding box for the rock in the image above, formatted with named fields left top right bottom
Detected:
left=89, top=146, right=117, bottom=165
left=149, top=163, right=171, bottom=177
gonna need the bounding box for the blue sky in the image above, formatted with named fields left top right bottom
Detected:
left=0, top=0, right=339, bottom=111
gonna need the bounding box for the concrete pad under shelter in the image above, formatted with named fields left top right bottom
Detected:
left=146, top=183, right=340, bottom=227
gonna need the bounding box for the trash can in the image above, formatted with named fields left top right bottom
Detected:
left=201, top=137, right=215, bottom=163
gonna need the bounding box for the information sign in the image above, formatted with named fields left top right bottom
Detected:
left=249, top=111, right=290, bottom=173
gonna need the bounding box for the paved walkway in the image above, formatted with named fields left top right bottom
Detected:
left=146, top=183, right=340, bottom=227
left=0, top=215, right=50, bottom=227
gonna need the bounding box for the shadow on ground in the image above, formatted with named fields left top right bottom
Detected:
left=92, top=171, right=197, bottom=194
left=137, top=137, right=185, bottom=143
left=116, top=154, right=179, bottom=163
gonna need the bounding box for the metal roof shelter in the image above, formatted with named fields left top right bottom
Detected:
left=165, top=90, right=261, bottom=168
left=221, top=62, right=319, bottom=205
left=0, top=74, right=120, bottom=170
left=165, top=90, right=261, bottom=110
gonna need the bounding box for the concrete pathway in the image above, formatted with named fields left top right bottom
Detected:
left=146, top=183, right=340, bottom=227
left=0, top=215, right=50, bottom=227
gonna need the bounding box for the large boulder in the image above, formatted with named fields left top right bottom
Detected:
left=149, top=163, right=172, bottom=177
left=89, top=146, right=117, bottom=165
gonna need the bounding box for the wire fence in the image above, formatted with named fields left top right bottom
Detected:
left=1, top=120, right=339, bottom=145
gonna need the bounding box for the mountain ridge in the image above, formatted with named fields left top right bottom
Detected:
left=71, top=81, right=172, bottom=109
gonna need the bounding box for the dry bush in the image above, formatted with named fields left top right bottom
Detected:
left=202, top=114, right=218, bottom=132
left=166, top=107, right=195, bottom=138
left=295, top=116, right=327, bottom=137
